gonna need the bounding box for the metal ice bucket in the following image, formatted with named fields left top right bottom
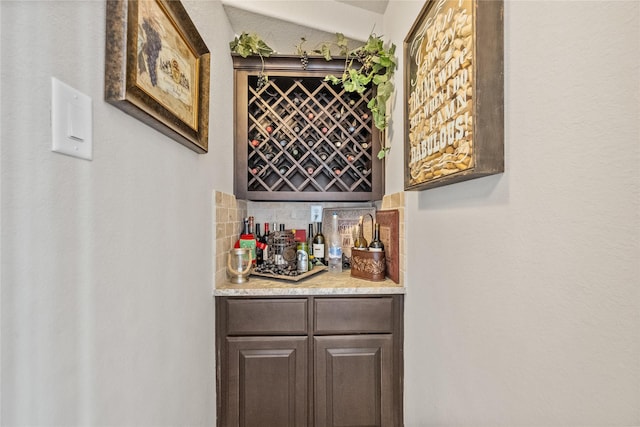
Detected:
left=226, top=248, right=253, bottom=284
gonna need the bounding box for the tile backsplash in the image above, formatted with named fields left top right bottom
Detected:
left=214, top=191, right=247, bottom=286
left=246, top=201, right=377, bottom=232
left=214, top=191, right=405, bottom=286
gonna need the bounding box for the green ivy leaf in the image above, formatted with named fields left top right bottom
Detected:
left=388, top=43, right=397, bottom=56
left=372, top=74, right=388, bottom=85
left=343, top=78, right=357, bottom=92
left=377, top=147, right=390, bottom=159
left=335, top=33, right=348, bottom=55
left=378, top=56, right=393, bottom=68
left=380, top=80, right=394, bottom=97
left=231, top=31, right=397, bottom=157
left=320, top=45, right=332, bottom=61
left=325, top=75, right=341, bottom=85
left=230, top=33, right=274, bottom=58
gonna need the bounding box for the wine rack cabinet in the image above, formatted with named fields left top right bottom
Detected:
left=233, top=55, right=384, bottom=201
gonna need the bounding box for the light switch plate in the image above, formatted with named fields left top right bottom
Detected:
left=51, top=77, right=93, bottom=160
left=310, top=205, right=323, bottom=223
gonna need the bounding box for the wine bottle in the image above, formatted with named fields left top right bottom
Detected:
left=305, top=163, right=315, bottom=175
left=265, top=120, right=275, bottom=134
left=328, top=212, right=342, bottom=273
left=240, top=217, right=249, bottom=238
left=255, top=223, right=264, bottom=265
left=303, top=225, right=315, bottom=270
left=369, top=223, right=385, bottom=252
left=353, top=219, right=368, bottom=250
left=289, top=145, right=301, bottom=160
left=249, top=104, right=262, bottom=117
left=312, top=222, right=325, bottom=265
left=348, top=167, right=364, bottom=181
left=262, top=144, right=275, bottom=161
left=235, top=217, right=257, bottom=264
left=249, top=133, right=261, bottom=147
left=307, top=223, right=315, bottom=250
left=278, top=163, right=290, bottom=175
left=358, top=165, right=371, bottom=175
left=249, top=162, right=266, bottom=176
left=261, top=222, right=270, bottom=262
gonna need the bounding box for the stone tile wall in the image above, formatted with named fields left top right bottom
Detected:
left=246, top=200, right=376, bottom=233
left=214, top=191, right=247, bottom=286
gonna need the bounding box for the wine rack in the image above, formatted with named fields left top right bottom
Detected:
left=233, top=55, right=383, bottom=201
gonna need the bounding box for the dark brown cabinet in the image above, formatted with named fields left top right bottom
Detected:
left=216, top=295, right=403, bottom=427
left=226, top=337, right=308, bottom=426
left=314, top=335, right=394, bottom=427
left=232, top=55, right=384, bottom=201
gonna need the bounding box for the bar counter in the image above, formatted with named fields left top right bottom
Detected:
left=215, top=268, right=405, bottom=296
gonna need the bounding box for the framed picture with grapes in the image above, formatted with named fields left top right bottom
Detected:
left=105, top=0, right=210, bottom=153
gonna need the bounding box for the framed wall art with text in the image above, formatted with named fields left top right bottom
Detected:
left=404, top=0, right=504, bottom=191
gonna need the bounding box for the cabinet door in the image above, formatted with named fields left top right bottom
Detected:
left=225, top=336, right=308, bottom=427
left=314, top=335, right=394, bottom=427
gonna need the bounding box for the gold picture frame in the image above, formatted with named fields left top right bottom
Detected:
left=105, top=0, right=210, bottom=153
left=404, top=0, right=504, bottom=190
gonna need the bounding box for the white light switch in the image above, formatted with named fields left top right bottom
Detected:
left=52, top=77, right=92, bottom=160
left=67, top=102, right=86, bottom=141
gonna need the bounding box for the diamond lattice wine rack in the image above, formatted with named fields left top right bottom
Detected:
left=233, top=55, right=384, bottom=201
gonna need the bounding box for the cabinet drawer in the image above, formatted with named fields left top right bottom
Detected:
left=314, top=297, right=394, bottom=334
left=225, top=298, right=308, bottom=335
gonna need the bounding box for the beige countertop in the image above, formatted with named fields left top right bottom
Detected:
left=215, top=268, right=405, bottom=296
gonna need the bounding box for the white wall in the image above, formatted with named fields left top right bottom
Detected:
left=384, top=1, right=640, bottom=425
left=1, top=0, right=235, bottom=424
left=2, top=0, right=639, bottom=426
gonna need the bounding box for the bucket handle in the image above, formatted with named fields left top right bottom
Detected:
left=227, top=250, right=253, bottom=276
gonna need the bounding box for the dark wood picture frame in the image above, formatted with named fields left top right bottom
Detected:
left=105, top=0, right=210, bottom=153
left=404, top=0, right=504, bottom=190
left=376, top=209, right=400, bottom=284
